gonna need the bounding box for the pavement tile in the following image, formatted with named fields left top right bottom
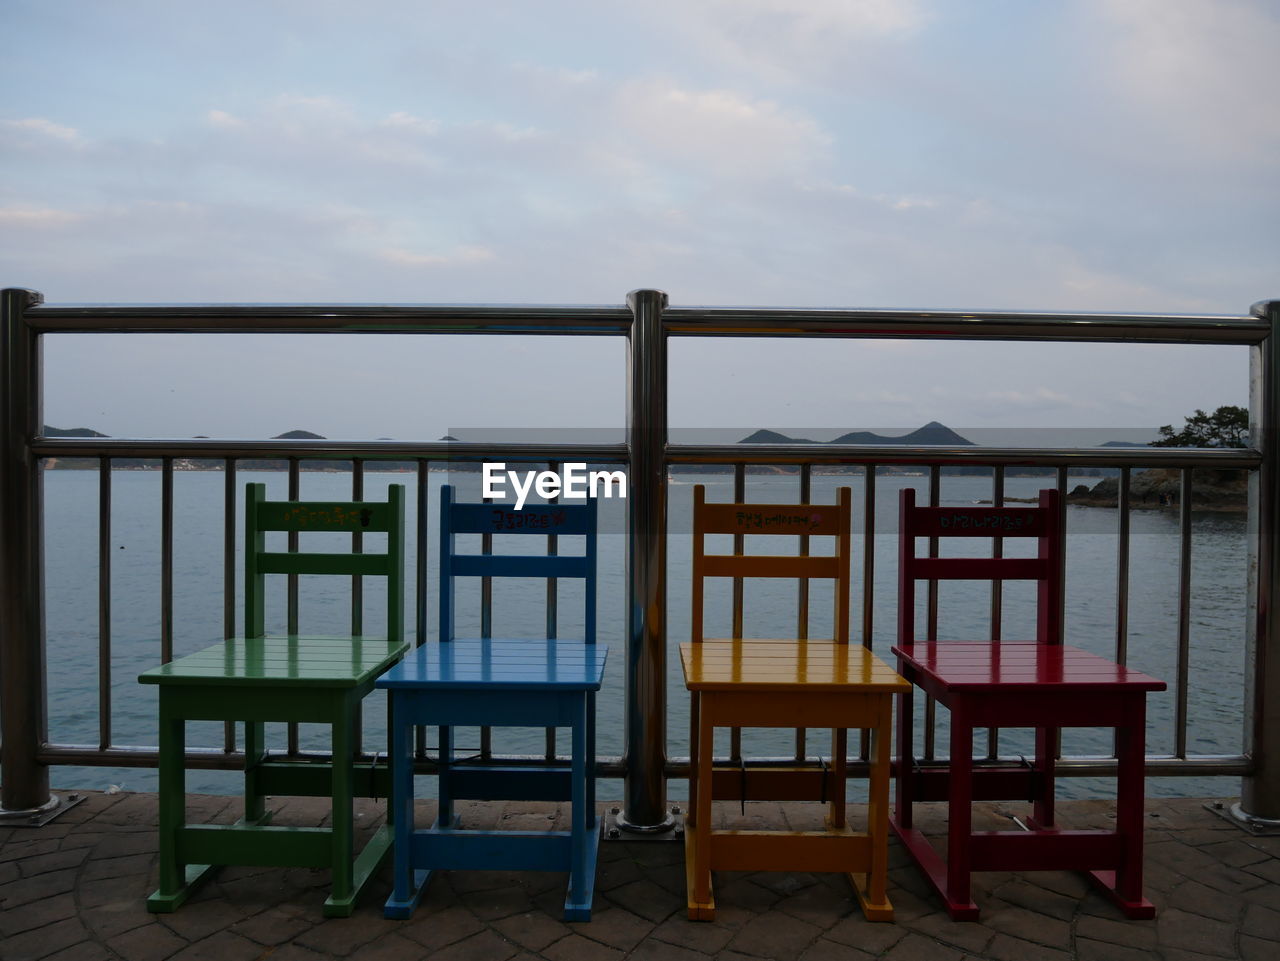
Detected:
left=649, top=908, right=745, bottom=954
left=575, top=903, right=656, bottom=951
left=2, top=918, right=90, bottom=961
left=0, top=892, right=78, bottom=937
left=1156, top=908, right=1241, bottom=958
left=292, top=913, right=400, bottom=956
left=491, top=911, right=573, bottom=951
left=1168, top=879, right=1249, bottom=923
left=1243, top=935, right=1280, bottom=961
left=882, top=932, right=965, bottom=961
left=0, top=868, right=79, bottom=909
left=1074, top=913, right=1159, bottom=950
left=429, top=930, right=519, bottom=961
left=900, top=912, right=994, bottom=955
left=981, top=905, right=1071, bottom=947
left=798, top=938, right=878, bottom=961
left=465, top=883, right=535, bottom=921
left=982, top=933, right=1073, bottom=961
left=17, top=847, right=90, bottom=878
left=1, top=837, right=61, bottom=863
left=771, top=878, right=858, bottom=926
left=988, top=877, right=1078, bottom=922
left=79, top=853, right=153, bottom=883
left=603, top=878, right=680, bottom=923
left=724, top=909, right=823, bottom=958
left=228, top=904, right=314, bottom=945
left=106, top=922, right=190, bottom=961
left=825, top=914, right=908, bottom=955
left=157, top=897, right=255, bottom=942
left=627, top=938, right=707, bottom=961
left=44, top=942, right=122, bottom=961
left=1241, top=902, right=1280, bottom=941
left=1242, top=857, right=1280, bottom=885
left=1074, top=938, right=1162, bottom=961
left=543, top=933, right=625, bottom=961
left=80, top=899, right=155, bottom=940
left=399, top=904, right=485, bottom=951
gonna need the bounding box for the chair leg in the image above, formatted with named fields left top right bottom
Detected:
left=1088, top=697, right=1156, bottom=919
left=324, top=707, right=356, bottom=918
left=853, top=699, right=894, bottom=922
left=687, top=693, right=716, bottom=921
left=437, top=725, right=454, bottom=828
left=244, top=720, right=267, bottom=824
left=385, top=693, right=430, bottom=919
left=1033, top=725, right=1058, bottom=829
left=893, top=673, right=914, bottom=831
left=945, top=703, right=979, bottom=921
left=564, top=694, right=596, bottom=921
left=827, top=728, right=848, bottom=830
left=148, top=704, right=217, bottom=912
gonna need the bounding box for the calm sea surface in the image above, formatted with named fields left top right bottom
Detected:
left=42, top=469, right=1248, bottom=801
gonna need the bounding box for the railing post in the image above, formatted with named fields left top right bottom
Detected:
left=620, top=288, right=675, bottom=832
left=0, top=287, right=53, bottom=818
left=1240, top=298, right=1280, bottom=826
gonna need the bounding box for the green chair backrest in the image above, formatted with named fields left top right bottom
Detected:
left=243, top=482, right=405, bottom=641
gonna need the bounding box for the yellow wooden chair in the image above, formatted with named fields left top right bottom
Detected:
left=680, top=485, right=909, bottom=922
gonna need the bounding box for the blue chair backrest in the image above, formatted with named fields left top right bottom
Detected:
left=439, top=484, right=597, bottom=643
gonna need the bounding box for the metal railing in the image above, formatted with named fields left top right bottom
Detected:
left=2, top=286, right=1278, bottom=831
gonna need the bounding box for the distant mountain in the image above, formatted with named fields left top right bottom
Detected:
left=274, top=429, right=325, bottom=440
left=1099, top=440, right=1149, bottom=448
left=44, top=425, right=108, bottom=438
left=740, top=429, right=817, bottom=444
left=737, top=421, right=975, bottom=446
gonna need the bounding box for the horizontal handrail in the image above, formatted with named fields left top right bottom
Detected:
left=33, top=438, right=630, bottom=461
left=22, top=296, right=1268, bottom=344
left=667, top=443, right=1261, bottom=469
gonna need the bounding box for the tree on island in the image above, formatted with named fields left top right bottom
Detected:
left=1150, top=405, right=1247, bottom=448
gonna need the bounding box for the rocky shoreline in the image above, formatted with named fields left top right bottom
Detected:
left=1068, top=467, right=1247, bottom=512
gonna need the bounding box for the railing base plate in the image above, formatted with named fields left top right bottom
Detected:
left=605, top=806, right=682, bottom=841
left=0, top=791, right=86, bottom=828
left=1205, top=799, right=1280, bottom=836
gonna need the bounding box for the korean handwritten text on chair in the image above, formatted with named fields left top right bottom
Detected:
left=892, top=487, right=1165, bottom=921
left=378, top=485, right=607, bottom=921
left=680, top=486, right=909, bottom=922
left=139, top=483, right=407, bottom=917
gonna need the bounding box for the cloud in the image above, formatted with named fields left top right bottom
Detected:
left=6, top=117, right=80, bottom=141
left=379, top=246, right=495, bottom=268
left=0, top=205, right=82, bottom=228
left=1086, top=0, right=1280, bottom=165
left=206, top=109, right=243, bottom=128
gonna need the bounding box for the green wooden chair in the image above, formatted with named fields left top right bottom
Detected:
left=139, top=482, right=407, bottom=917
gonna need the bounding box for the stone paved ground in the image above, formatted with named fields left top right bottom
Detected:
left=1, top=791, right=1277, bottom=961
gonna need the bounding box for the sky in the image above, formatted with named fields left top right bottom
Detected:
left=3, top=0, right=1277, bottom=442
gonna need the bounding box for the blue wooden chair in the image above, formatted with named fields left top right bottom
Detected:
left=378, top=484, right=608, bottom=921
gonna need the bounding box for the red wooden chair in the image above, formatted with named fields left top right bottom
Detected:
left=891, top=487, right=1165, bottom=920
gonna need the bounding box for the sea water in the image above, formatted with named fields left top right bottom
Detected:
left=41, top=468, right=1247, bottom=801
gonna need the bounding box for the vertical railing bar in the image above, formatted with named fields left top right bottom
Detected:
left=160, top=457, right=174, bottom=665
left=1112, top=466, right=1131, bottom=759
left=351, top=460, right=364, bottom=636
left=97, top=457, right=111, bottom=752
left=730, top=463, right=745, bottom=765
left=351, top=460, right=364, bottom=756
left=860, top=466, right=875, bottom=762
left=1115, top=468, right=1132, bottom=666
left=287, top=458, right=300, bottom=757
left=795, top=464, right=810, bottom=763
left=223, top=458, right=236, bottom=753
left=546, top=459, right=559, bottom=764
left=1176, top=467, right=1193, bottom=759
left=924, top=467, right=940, bottom=761
left=987, top=466, right=1005, bottom=761
left=1054, top=465, right=1068, bottom=763
left=480, top=481, right=493, bottom=762
left=415, top=459, right=429, bottom=759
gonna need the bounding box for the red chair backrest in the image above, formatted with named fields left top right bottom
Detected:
left=897, top=487, right=1063, bottom=645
